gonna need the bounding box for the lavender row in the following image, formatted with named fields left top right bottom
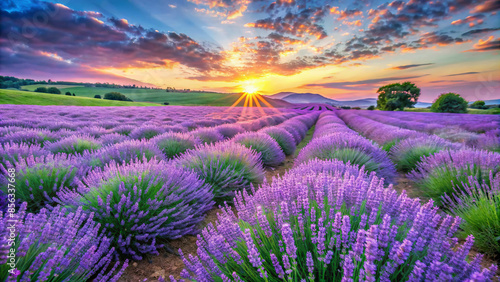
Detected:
left=174, top=158, right=497, bottom=281
left=297, top=111, right=397, bottom=184
left=352, top=110, right=499, bottom=151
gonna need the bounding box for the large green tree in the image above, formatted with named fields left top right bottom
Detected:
left=376, top=81, right=421, bottom=111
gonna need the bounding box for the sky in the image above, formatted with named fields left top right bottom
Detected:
left=0, top=0, right=499, bottom=102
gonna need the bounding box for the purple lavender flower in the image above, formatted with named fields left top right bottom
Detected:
left=190, top=127, right=224, bottom=144
left=60, top=158, right=213, bottom=260
left=129, top=125, right=165, bottom=140
left=150, top=132, right=199, bottom=159
left=259, top=127, right=297, bottom=156
left=45, top=135, right=102, bottom=154
left=233, top=132, right=285, bottom=166
left=0, top=142, right=49, bottom=168
left=0, top=202, right=128, bottom=281
left=175, top=141, right=265, bottom=202
left=215, top=124, right=246, bottom=139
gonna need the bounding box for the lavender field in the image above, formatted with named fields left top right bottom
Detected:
left=0, top=104, right=498, bottom=281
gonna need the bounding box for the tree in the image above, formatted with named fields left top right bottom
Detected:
left=470, top=100, right=487, bottom=109
left=367, top=105, right=375, bottom=110
left=94, top=94, right=102, bottom=99
left=65, top=91, right=72, bottom=96
left=104, top=92, right=133, bottom=101
left=34, top=87, right=48, bottom=93
left=72, top=93, right=75, bottom=96
left=47, top=87, right=61, bottom=94
left=163, top=102, right=169, bottom=105
left=431, top=93, right=468, bottom=113
left=376, top=81, right=420, bottom=111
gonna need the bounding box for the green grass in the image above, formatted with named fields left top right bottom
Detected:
left=404, top=107, right=500, bottom=115
left=0, top=89, right=161, bottom=106
left=20, top=84, right=289, bottom=107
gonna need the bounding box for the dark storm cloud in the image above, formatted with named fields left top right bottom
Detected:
left=390, top=63, right=435, bottom=70
left=0, top=2, right=225, bottom=73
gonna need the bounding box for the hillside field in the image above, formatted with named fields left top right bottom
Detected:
left=21, top=84, right=290, bottom=107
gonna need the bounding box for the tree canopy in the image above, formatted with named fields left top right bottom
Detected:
left=431, top=93, right=468, bottom=113
left=376, top=82, right=421, bottom=111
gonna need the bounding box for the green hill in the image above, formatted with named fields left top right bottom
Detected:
left=21, top=85, right=291, bottom=107
left=0, top=89, right=161, bottom=106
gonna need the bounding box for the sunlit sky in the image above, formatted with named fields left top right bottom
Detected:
left=1, top=0, right=499, bottom=101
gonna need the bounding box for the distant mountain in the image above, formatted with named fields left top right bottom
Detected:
left=268, top=92, right=500, bottom=108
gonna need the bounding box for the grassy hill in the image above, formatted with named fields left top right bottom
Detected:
left=0, top=89, right=161, bottom=106
left=21, top=84, right=290, bottom=107
left=404, top=107, right=500, bottom=115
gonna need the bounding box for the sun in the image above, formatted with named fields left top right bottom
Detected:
left=241, top=80, right=259, bottom=94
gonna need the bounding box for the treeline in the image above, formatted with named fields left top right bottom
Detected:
left=0, top=76, right=162, bottom=90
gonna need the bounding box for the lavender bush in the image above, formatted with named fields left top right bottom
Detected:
left=215, top=124, right=246, bottom=139
left=45, top=135, right=102, bottom=155
left=60, top=159, right=213, bottom=260
left=191, top=128, right=224, bottom=144
left=259, top=127, right=297, bottom=156
left=129, top=125, right=165, bottom=140
left=0, top=142, right=49, bottom=169
left=0, top=203, right=128, bottom=281
left=150, top=132, right=199, bottom=159
left=83, top=139, right=164, bottom=168
left=175, top=142, right=265, bottom=202
left=233, top=132, right=286, bottom=166
left=389, top=135, right=462, bottom=172
left=0, top=154, right=85, bottom=212
left=296, top=133, right=396, bottom=184
left=442, top=173, right=500, bottom=258
left=177, top=167, right=497, bottom=281
left=408, top=149, right=500, bottom=205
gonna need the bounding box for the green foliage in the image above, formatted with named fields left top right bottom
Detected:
left=47, top=87, right=61, bottom=94
left=431, top=93, right=468, bottom=113
left=376, top=81, right=420, bottom=111
left=94, top=94, right=102, bottom=99
left=470, top=100, right=487, bottom=109
left=395, top=146, right=442, bottom=173
left=65, top=91, right=72, bottom=96
left=367, top=105, right=375, bottom=110
left=103, top=92, right=133, bottom=101
left=34, top=87, right=48, bottom=93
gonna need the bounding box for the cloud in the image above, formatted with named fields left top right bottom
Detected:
left=390, top=63, right=434, bottom=70
left=465, top=36, right=500, bottom=52
left=470, top=0, right=500, bottom=13
left=304, top=75, right=429, bottom=90
left=451, top=15, right=485, bottom=27
left=0, top=2, right=225, bottom=74
left=462, top=27, right=500, bottom=36
left=189, top=0, right=249, bottom=20
left=245, top=7, right=330, bottom=39
left=444, top=72, right=480, bottom=77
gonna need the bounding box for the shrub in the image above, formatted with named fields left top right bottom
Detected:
left=431, top=93, right=468, bottom=113
left=104, top=92, right=132, bottom=101
left=0, top=154, right=84, bottom=212
left=367, top=105, right=375, bottom=110
left=175, top=142, right=265, bottom=202
left=47, top=87, right=61, bottom=94
left=389, top=135, right=462, bottom=172
left=94, top=94, right=102, bottom=99
left=65, top=91, right=72, bottom=96
left=470, top=100, right=486, bottom=109
left=151, top=132, right=198, bottom=159
left=129, top=125, right=164, bottom=140
left=376, top=82, right=420, bottom=111
left=296, top=133, right=396, bottom=183
left=1, top=129, right=58, bottom=145
left=277, top=124, right=302, bottom=145
left=60, top=159, right=213, bottom=260
left=164, top=102, right=169, bottom=105
left=178, top=166, right=497, bottom=281
left=112, top=125, right=135, bottom=136
left=45, top=135, right=102, bottom=154
left=408, top=149, right=500, bottom=205
left=190, top=128, right=224, bottom=144
left=0, top=203, right=128, bottom=281
left=233, top=132, right=285, bottom=166
left=259, top=127, right=296, bottom=156
left=34, top=87, right=47, bottom=93
left=215, top=124, right=245, bottom=139
left=83, top=140, right=164, bottom=169
left=442, top=173, right=500, bottom=258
